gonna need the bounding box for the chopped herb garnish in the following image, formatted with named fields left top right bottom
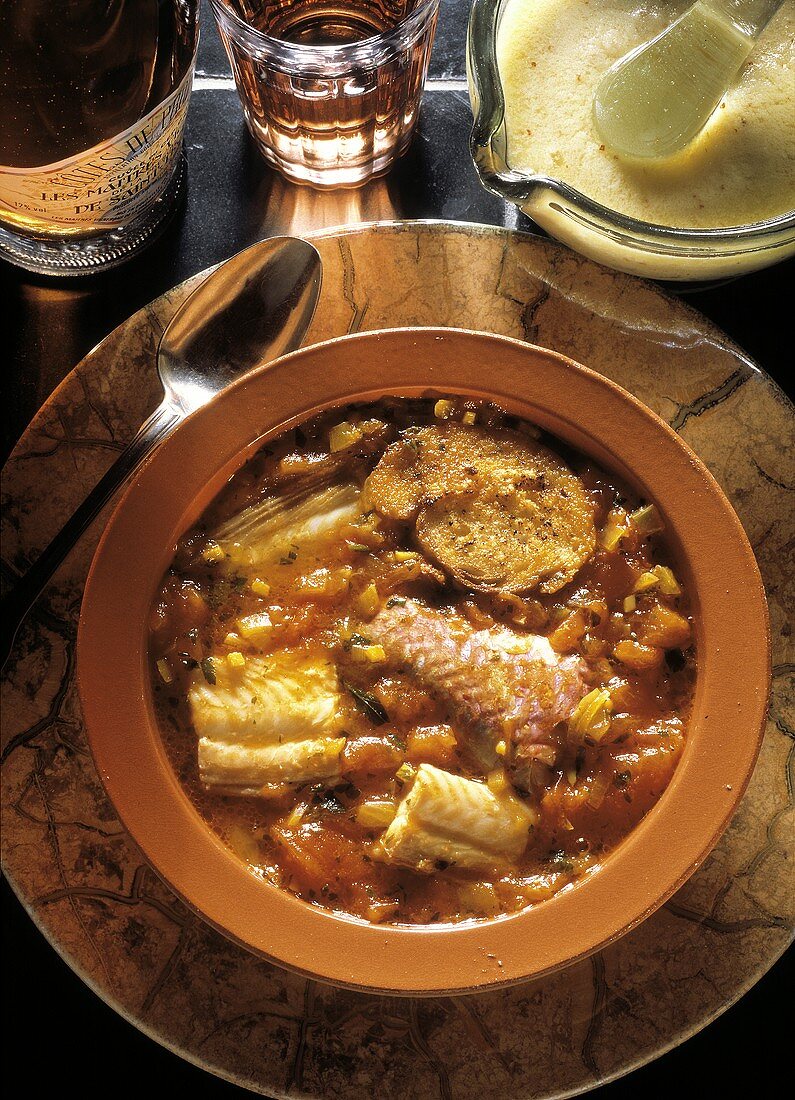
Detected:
left=347, top=632, right=373, bottom=648
left=575, top=746, right=586, bottom=777
left=386, top=596, right=406, bottom=608
left=665, top=648, right=687, bottom=672
left=200, top=657, right=217, bottom=685
left=547, top=849, right=574, bottom=872
left=206, top=578, right=230, bottom=609
left=333, top=780, right=361, bottom=799
left=346, top=542, right=371, bottom=553
left=315, top=791, right=346, bottom=814
left=343, top=681, right=389, bottom=725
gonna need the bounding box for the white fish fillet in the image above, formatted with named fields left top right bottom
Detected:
left=379, top=763, right=535, bottom=873
left=213, top=482, right=361, bottom=570
left=198, top=738, right=345, bottom=791
left=189, top=650, right=345, bottom=793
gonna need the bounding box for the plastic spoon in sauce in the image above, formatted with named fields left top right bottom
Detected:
left=593, top=0, right=784, bottom=159
left=1, top=236, right=322, bottom=669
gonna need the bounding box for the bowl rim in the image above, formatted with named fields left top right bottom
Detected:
left=77, top=326, right=770, bottom=995
left=466, top=0, right=795, bottom=250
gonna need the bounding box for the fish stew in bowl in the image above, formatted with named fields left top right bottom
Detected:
left=150, top=396, right=696, bottom=926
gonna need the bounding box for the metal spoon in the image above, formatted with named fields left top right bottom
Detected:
left=1, top=235, right=322, bottom=667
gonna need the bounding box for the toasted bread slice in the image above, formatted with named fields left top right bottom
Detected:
left=364, top=422, right=595, bottom=594
left=360, top=437, right=424, bottom=521
left=417, top=483, right=594, bottom=595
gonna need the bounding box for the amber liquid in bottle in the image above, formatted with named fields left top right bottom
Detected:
left=0, top=0, right=198, bottom=272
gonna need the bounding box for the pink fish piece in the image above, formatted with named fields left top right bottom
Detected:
left=365, top=599, right=589, bottom=776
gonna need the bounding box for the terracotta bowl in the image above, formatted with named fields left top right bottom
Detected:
left=78, top=328, right=769, bottom=995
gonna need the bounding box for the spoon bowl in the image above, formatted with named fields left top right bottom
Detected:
left=159, top=236, right=322, bottom=415
left=1, top=235, right=322, bottom=666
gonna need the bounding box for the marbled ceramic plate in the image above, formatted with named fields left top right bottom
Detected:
left=2, top=222, right=793, bottom=1099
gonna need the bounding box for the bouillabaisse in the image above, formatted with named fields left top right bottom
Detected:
left=150, top=396, right=695, bottom=925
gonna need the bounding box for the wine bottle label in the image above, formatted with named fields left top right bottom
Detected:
left=0, top=65, right=194, bottom=231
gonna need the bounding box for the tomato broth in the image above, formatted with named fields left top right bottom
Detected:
left=150, top=396, right=695, bottom=925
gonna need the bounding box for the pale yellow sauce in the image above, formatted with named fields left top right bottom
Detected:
left=497, top=0, right=795, bottom=228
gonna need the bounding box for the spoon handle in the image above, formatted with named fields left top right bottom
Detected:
left=1, top=399, right=180, bottom=668
left=722, top=0, right=783, bottom=36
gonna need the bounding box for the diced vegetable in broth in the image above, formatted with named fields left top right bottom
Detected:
left=150, top=396, right=695, bottom=925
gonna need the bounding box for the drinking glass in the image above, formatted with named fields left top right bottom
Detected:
left=210, top=0, right=441, bottom=188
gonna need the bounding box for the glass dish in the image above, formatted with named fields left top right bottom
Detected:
left=466, top=0, right=795, bottom=281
